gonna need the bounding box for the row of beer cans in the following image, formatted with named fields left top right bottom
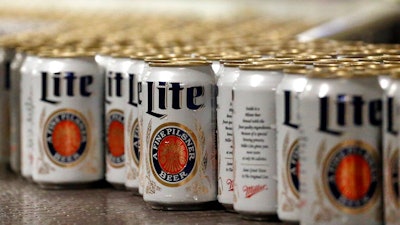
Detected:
left=0, top=13, right=400, bottom=225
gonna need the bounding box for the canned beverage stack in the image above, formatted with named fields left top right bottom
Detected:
left=0, top=8, right=400, bottom=223
left=275, top=67, right=308, bottom=222
left=31, top=48, right=104, bottom=188
left=232, top=64, right=286, bottom=220
left=299, top=69, right=383, bottom=225
left=142, top=60, right=217, bottom=210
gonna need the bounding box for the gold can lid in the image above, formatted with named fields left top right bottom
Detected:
left=239, top=64, right=291, bottom=71
left=144, top=55, right=174, bottom=62
left=283, top=66, right=309, bottom=75
left=292, top=60, right=315, bottom=65
left=381, top=55, right=400, bottom=61
left=306, top=68, right=377, bottom=79
left=306, top=68, right=346, bottom=79
left=223, top=61, right=252, bottom=68
left=36, top=48, right=95, bottom=58
left=390, top=69, right=400, bottom=79
left=313, top=61, right=340, bottom=68
left=149, top=60, right=211, bottom=67
left=384, top=60, right=400, bottom=65
left=251, top=60, right=291, bottom=65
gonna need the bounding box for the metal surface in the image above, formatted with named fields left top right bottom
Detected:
left=0, top=170, right=292, bottom=225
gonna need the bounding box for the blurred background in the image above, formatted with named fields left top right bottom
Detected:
left=0, top=0, right=399, bottom=43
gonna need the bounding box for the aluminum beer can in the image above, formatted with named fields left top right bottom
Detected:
left=299, top=70, right=383, bottom=225
left=232, top=64, right=284, bottom=220
left=105, top=54, right=133, bottom=189
left=20, top=51, right=41, bottom=180
left=9, top=48, right=26, bottom=174
left=383, top=70, right=400, bottom=225
left=31, top=49, right=104, bottom=188
left=275, top=67, right=308, bottom=222
left=124, top=55, right=146, bottom=192
left=0, top=45, right=15, bottom=169
left=216, top=61, right=248, bottom=210
left=142, top=60, right=217, bottom=210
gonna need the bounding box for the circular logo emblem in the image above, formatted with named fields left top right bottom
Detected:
left=389, top=150, right=399, bottom=205
left=150, top=123, right=199, bottom=187
left=129, top=119, right=140, bottom=166
left=286, top=139, right=300, bottom=198
left=43, top=109, right=89, bottom=167
left=106, top=110, right=125, bottom=167
left=323, top=140, right=379, bottom=213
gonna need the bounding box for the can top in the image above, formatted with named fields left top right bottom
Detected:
left=239, top=64, right=291, bottom=71
left=307, top=68, right=377, bottom=79
left=283, top=67, right=309, bottom=75
left=36, top=48, right=95, bottom=58
left=149, top=60, right=211, bottom=67
left=223, top=61, right=251, bottom=68
left=390, top=69, right=400, bottom=79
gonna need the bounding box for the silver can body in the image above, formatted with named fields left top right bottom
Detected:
left=383, top=78, right=399, bottom=225
left=105, top=57, right=132, bottom=188
left=275, top=73, right=308, bottom=221
left=216, top=65, right=240, bottom=209
left=124, top=58, right=146, bottom=191
left=9, top=51, right=26, bottom=173
left=299, top=76, right=383, bottom=225
left=142, top=63, right=217, bottom=209
left=138, top=61, right=150, bottom=196
left=20, top=54, right=40, bottom=179
left=232, top=69, right=282, bottom=218
left=31, top=56, right=104, bottom=187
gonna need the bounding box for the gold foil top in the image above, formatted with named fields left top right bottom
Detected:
left=149, top=60, right=211, bottom=67
left=239, top=64, right=290, bottom=71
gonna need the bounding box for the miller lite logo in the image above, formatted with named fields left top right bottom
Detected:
left=43, top=109, right=89, bottom=166
left=319, top=95, right=382, bottom=135
left=146, top=81, right=205, bottom=119
left=323, top=140, right=379, bottom=213
left=106, top=110, right=125, bottom=167
left=40, top=71, right=93, bottom=104
left=287, top=139, right=300, bottom=197
left=130, top=119, right=140, bottom=166
left=150, top=122, right=198, bottom=187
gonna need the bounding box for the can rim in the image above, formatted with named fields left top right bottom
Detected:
left=239, top=64, right=290, bottom=71
left=149, top=60, right=211, bottom=67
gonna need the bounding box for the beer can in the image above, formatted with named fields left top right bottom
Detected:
left=299, top=69, right=383, bottom=225
left=383, top=70, right=400, bottom=225
left=20, top=51, right=40, bottom=180
left=0, top=45, right=15, bottom=169
left=232, top=64, right=285, bottom=220
left=142, top=60, right=217, bottom=210
left=275, top=67, right=308, bottom=222
left=124, top=55, right=146, bottom=192
left=31, top=49, right=104, bottom=188
left=9, top=48, right=26, bottom=174
left=105, top=54, right=133, bottom=189
left=216, top=61, right=248, bottom=210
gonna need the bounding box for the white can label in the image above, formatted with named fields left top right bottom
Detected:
left=233, top=90, right=277, bottom=213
